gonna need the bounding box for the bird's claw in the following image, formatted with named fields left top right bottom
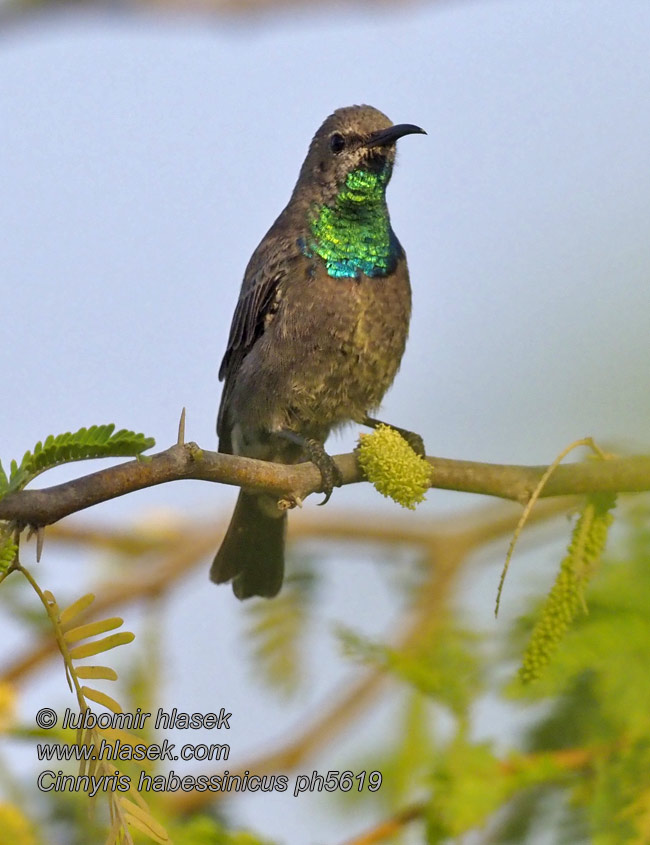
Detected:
left=304, top=439, right=342, bottom=505
left=361, top=416, right=426, bottom=457
left=400, top=429, right=426, bottom=457
left=278, top=493, right=303, bottom=511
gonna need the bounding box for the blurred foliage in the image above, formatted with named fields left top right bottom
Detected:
left=338, top=622, right=481, bottom=720
left=244, top=564, right=317, bottom=697
left=324, top=500, right=650, bottom=842
left=0, top=801, right=39, bottom=845
left=165, top=814, right=277, bottom=845
left=1, top=421, right=649, bottom=842
left=496, top=501, right=650, bottom=843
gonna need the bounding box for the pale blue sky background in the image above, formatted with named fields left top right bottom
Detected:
left=1, top=2, right=650, bottom=842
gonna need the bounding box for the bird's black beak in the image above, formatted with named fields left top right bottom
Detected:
left=365, top=123, right=427, bottom=149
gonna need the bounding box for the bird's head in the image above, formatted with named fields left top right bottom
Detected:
left=295, top=104, right=426, bottom=204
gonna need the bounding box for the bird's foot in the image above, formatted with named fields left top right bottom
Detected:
left=362, top=416, right=426, bottom=457
left=276, top=430, right=342, bottom=505
left=395, top=428, right=426, bottom=457
left=304, top=439, right=343, bottom=505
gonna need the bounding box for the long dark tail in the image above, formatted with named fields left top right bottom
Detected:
left=210, top=491, right=286, bottom=599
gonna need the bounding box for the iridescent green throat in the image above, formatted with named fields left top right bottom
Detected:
left=304, top=167, right=398, bottom=279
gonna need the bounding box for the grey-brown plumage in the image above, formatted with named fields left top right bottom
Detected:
left=211, top=105, right=425, bottom=599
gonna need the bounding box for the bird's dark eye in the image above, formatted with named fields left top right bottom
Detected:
left=329, top=133, right=346, bottom=154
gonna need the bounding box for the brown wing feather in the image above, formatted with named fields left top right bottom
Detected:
left=218, top=269, right=281, bottom=382
left=217, top=261, right=285, bottom=447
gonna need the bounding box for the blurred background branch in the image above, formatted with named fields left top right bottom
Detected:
left=0, top=0, right=449, bottom=28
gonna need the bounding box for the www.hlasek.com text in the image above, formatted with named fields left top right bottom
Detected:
left=37, top=736, right=230, bottom=763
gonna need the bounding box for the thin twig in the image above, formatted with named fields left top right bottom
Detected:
left=494, top=438, right=607, bottom=616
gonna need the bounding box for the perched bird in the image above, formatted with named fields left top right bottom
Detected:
left=212, top=104, right=425, bottom=599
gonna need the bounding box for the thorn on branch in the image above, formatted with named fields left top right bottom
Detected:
left=25, top=523, right=46, bottom=561
left=177, top=407, right=186, bottom=446
left=37, top=526, right=45, bottom=562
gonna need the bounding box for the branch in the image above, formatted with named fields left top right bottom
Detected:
left=0, top=441, right=648, bottom=527
left=340, top=802, right=426, bottom=845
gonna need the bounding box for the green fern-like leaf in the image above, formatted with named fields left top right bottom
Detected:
left=519, top=492, right=617, bottom=684
left=0, top=533, right=17, bottom=573
left=6, top=425, right=155, bottom=494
